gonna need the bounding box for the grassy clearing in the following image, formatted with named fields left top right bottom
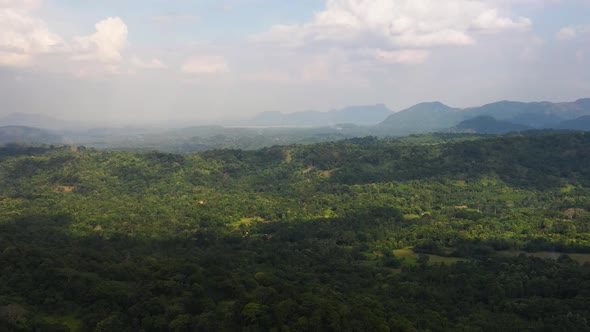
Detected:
left=393, top=248, right=468, bottom=266
left=43, top=314, right=83, bottom=332
left=227, top=217, right=266, bottom=228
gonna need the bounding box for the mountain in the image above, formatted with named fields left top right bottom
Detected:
left=0, top=112, right=74, bottom=130
left=243, top=104, right=392, bottom=127
left=378, top=98, right=590, bottom=135
left=377, top=102, right=464, bottom=134
left=453, top=116, right=531, bottom=134
left=555, top=115, right=590, bottom=131
left=0, top=126, right=63, bottom=144
left=466, top=99, right=590, bottom=126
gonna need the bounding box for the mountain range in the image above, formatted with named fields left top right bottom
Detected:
left=452, top=116, right=532, bottom=134
left=377, top=98, right=590, bottom=134
left=0, top=126, right=63, bottom=144
left=0, top=112, right=78, bottom=131
left=2, top=98, right=590, bottom=145
left=236, top=104, right=393, bottom=127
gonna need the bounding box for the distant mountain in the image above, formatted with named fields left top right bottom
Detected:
left=466, top=99, right=590, bottom=126
left=378, top=98, right=590, bottom=135
left=453, top=116, right=531, bottom=134
left=243, top=104, right=392, bottom=127
left=0, top=113, right=74, bottom=130
left=377, top=102, right=464, bottom=134
left=555, top=115, right=590, bottom=131
left=0, top=126, right=63, bottom=144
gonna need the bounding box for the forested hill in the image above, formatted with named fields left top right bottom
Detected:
left=1, top=132, right=590, bottom=331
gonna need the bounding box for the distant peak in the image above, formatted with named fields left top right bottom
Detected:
left=403, top=101, right=453, bottom=112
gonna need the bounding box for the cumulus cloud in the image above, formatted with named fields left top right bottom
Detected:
left=0, top=0, right=42, bottom=11
left=182, top=55, right=229, bottom=74
left=374, top=49, right=431, bottom=64
left=249, top=0, right=535, bottom=82
left=256, top=0, right=531, bottom=51
left=72, top=17, right=128, bottom=63
left=556, top=25, right=590, bottom=41
left=0, top=1, right=62, bottom=66
left=0, top=0, right=132, bottom=74
left=130, top=56, right=167, bottom=69
left=557, top=26, right=577, bottom=40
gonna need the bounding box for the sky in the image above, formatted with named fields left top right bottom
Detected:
left=0, top=0, right=589, bottom=126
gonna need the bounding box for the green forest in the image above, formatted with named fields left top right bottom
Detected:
left=1, top=132, right=590, bottom=331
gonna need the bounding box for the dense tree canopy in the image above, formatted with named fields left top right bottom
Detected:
left=1, top=132, right=590, bottom=331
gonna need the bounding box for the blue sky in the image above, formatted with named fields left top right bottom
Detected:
left=1, top=0, right=589, bottom=126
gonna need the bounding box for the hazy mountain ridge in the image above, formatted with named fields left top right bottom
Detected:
left=0, top=126, right=64, bottom=144
left=378, top=98, right=590, bottom=134
left=239, top=104, right=393, bottom=127
left=453, top=116, right=532, bottom=134
left=0, top=112, right=79, bottom=131
left=2, top=98, right=590, bottom=150
left=555, top=115, right=590, bottom=131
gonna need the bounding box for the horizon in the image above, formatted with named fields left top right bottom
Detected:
left=1, top=0, right=590, bottom=126
left=1, top=96, right=590, bottom=129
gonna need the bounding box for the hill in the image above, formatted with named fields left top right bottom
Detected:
left=453, top=116, right=531, bottom=134
left=0, top=112, right=76, bottom=130
left=377, top=101, right=463, bottom=134
left=242, top=104, right=392, bottom=127
left=0, top=126, right=63, bottom=144
left=555, top=115, right=590, bottom=131
left=378, top=98, right=590, bottom=135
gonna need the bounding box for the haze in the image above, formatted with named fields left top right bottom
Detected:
left=1, top=0, right=589, bottom=127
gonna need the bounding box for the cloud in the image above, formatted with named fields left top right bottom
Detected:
left=72, top=17, right=128, bottom=63
left=0, top=2, right=62, bottom=67
left=0, top=0, right=42, bottom=11
left=246, top=0, right=535, bottom=87
left=0, top=4, right=162, bottom=77
left=556, top=25, right=590, bottom=41
left=182, top=55, right=229, bottom=74
left=130, top=56, right=167, bottom=69
left=374, top=49, right=431, bottom=64
left=255, top=0, right=531, bottom=51
left=557, top=26, right=576, bottom=40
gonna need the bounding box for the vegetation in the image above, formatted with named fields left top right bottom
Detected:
left=1, top=132, right=590, bottom=331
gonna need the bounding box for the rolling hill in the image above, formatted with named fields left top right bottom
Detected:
left=242, top=104, right=392, bottom=127
left=453, top=116, right=532, bottom=134
left=378, top=98, right=590, bottom=135
left=0, top=126, right=63, bottom=144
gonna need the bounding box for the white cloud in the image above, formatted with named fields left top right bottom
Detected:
left=130, top=55, right=167, bottom=69
left=0, top=3, right=62, bottom=67
left=556, top=25, right=590, bottom=41
left=0, top=5, right=163, bottom=76
left=256, top=0, right=531, bottom=50
left=72, top=17, right=128, bottom=63
left=375, top=49, right=430, bottom=64
left=557, top=26, right=577, bottom=40
left=0, top=0, right=42, bottom=11
left=302, top=58, right=332, bottom=81
left=182, top=55, right=229, bottom=74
